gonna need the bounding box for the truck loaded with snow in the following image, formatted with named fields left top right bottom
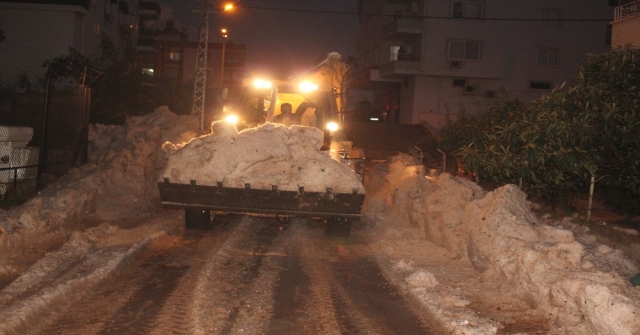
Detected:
left=157, top=53, right=365, bottom=231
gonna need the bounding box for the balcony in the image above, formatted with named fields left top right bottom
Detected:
left=137, top=37, right=157, bottom=53
left=379, top=57, right=422, bottom=78
left=380, top=16, right=423, bottom=39
left=139, top=0, right=161, bottom=21
left=615, top=0, right=640, bottom=20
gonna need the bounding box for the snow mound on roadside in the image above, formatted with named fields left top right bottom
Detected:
left=364, top=154, right=640, bottom=335
left=160, top=121, right=365, bottom=194
left=0, top=106, right=199, bottom=247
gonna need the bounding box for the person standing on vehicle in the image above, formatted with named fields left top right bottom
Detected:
left=273, top=103, right=300, bottom=126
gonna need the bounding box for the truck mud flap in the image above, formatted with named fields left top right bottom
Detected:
left=158, top=180, right=364, bottom=218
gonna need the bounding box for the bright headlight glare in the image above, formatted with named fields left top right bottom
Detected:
left=225, top=114, right=239, bottom=124
left=326, top=121, right=339, bottom=132
left=253, top=79, right=272, bottom=89
left=299, top=81, right=318, bottom=92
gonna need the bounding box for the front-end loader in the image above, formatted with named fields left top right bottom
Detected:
left=157, top=53, right=364, bottom=233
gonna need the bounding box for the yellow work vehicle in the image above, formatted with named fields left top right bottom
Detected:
left=158, top=53, right=365, bottom=233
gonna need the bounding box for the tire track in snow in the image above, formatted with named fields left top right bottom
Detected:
left=0, top=230, right=164, bottom=335
left=149, top=219, right=241, bottom=335
left=293, top=223, right=342, bottom=335
left=191, top=216, right=284, bottom=334
left=227, top=220, right=293, bottom=334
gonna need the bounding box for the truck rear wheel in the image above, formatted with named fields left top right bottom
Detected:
left=184, top=209, right=213, bottom=230
left=325, top=217, right=351, bottom=237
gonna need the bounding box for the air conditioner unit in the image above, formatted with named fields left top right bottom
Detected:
left=484, top=90, right=497, bottom=98
left=449, top=60, right=463, bottom=69
left=463, top=84, right=477, bottom=95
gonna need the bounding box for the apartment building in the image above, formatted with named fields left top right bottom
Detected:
left=182, top=41, right=246, bottom=88
left=136, top=20, right=246, bottom=89
left=0, top=0, right=152, bottom=80
left=352, top=0, right=614, bottom=127
left=612, top=0, right=640, bottom=47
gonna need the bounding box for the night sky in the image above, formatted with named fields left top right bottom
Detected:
left=154, top=0, right=360, bottom=78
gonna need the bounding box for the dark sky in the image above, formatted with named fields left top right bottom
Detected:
left=154, top=0, right=360, bottom=78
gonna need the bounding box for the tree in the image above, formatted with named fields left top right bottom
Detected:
left=440, top=46, right=640, bottom=210
left=44, top=35, right=192, bottom=125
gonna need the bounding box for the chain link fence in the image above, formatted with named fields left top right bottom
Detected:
left=0, top=73, right=89, bottom=204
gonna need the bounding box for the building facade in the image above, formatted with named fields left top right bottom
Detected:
left=0, top=0, right=151, bottom=81
left=612, top=0, right=640, bottom=47
left=136, top=20, right=246, bottom=89
left=352, top=0, right=615, bottom=127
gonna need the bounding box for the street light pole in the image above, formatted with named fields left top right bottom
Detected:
left=220, top=28, right=228, bottom=87
left=191, top=1, right=235, bottom=132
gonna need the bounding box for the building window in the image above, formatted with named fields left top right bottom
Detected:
left=530, top=82, right=552, bottom=90
left=142, top=68, right=155, bottom=76
left=452, top=1, right=483, bottom=19
left=448, top=40, right=481, bottom=60
left=169, top=52, right=181, bottom=61
left=537, top=48, right=558, bottom=66
left=540, top=9, right=562, bottom=27
left=453, top=78, right=467, bottom=87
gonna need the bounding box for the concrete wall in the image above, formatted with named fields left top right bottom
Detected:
left=612, top=15, right=640, bottom=47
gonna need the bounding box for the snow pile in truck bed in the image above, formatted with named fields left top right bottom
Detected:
left=363, top=154, right=640, bottom=335
left=160, top=121, right=365, bottom=194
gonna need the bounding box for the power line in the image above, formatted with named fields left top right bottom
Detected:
left=236, top=5, right=613, bottom=22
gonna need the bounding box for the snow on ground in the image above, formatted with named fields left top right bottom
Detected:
left=1, top=107, right=640, bottom=334
left=0, top=106, right=198, bottom=249
left=362, top=153, right=640, bottom=335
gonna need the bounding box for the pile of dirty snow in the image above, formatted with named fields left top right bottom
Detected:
left=161, top=121, right=365, bottom=194
left=363, top=153, right=640, bottom=335
left=0, top=106, right=199, bottom=248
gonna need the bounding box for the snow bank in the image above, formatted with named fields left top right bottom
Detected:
left=160, top=121, right=365, bottom=194
left=0, top=106, right=198, bottom=249
left=364, top=154, right=640, bottom=335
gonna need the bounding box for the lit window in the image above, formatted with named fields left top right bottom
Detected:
left=540, top=9, right=562, bottom=27
left=142, top=68, right=155, bottom=76
left=448, top=40, right=481, bottom=60
left=452, top=1, right=483, bottom=19
left=537, top=48, right=558, bottom=66
left=169, top=52, right=181, bottom=61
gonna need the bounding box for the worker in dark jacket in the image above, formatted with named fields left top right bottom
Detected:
left=273, top=103, right=300, bottom=126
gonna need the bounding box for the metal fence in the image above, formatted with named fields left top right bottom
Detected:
left=0, top=73, right=89, bottom=203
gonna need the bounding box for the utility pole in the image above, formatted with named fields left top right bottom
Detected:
left=192, top=1, right=234, bottom=132
left=220, top=28, right=228, bottom=86
left=192, top=0, right=212, bottom=132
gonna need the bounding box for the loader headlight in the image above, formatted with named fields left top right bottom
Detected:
left=225, top=114, right=239, bottom=125
left=253, top=79, right=272, bottom=89
left=299, top=81, right=318, bottom=93
left=326, top=121, right=339, bottom=132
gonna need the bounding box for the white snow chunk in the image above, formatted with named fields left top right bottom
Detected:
left=405, top=270, right=439, bottom=288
